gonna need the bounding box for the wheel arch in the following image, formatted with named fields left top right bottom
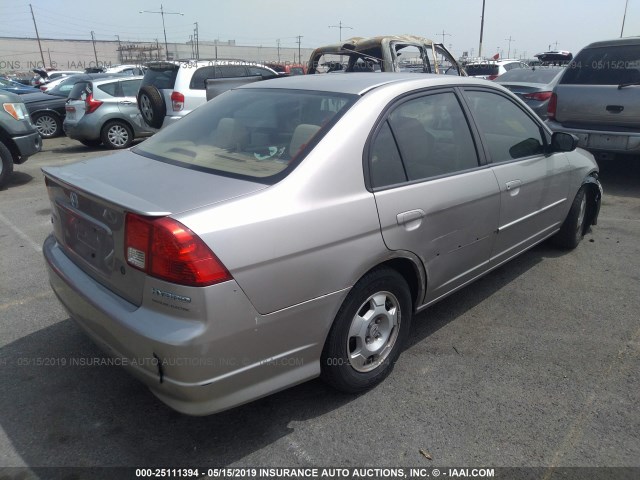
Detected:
left=581, top=171, right=602, bottom=228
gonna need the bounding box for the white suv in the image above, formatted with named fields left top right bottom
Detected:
left=464, top=59, right=529, bottom=80
left=137, top=60, right=279, bottom=129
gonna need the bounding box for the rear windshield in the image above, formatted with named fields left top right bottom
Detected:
left=561, top=45, right=640, bottom=85
left=497, top=67, right=563, bottom=83
left=133, top=88, right=358, bottom=182
left=465, top=64, right=499, bottom=76
left=142, top=64, right=179, bottom=89
left=68, top=81, right=91, bottom=100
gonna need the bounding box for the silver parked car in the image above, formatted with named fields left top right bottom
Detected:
left=42, top=73, right=602, bottom=415
left=546, top=37, right=640, bottom=156
left=495, top=66, right=564, bottom=120
left=63, top=76, right=154, bottom=149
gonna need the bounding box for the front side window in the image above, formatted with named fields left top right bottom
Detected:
left=134, top=89, right=357, bottom=181
left=376, top=92, right=479, bottom=183
left=121, top=79, right=142, bottom=97
left=464, top=90, right=545, bottom=162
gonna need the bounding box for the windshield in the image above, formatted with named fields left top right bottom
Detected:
left=134, top=88, right=358, bottom=182
left=497, top=67, right=563, bottom=83
left=561, top=44, right=640, bottom=85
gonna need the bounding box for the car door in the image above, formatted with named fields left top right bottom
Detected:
left=461, top=88, right=571, bottom=266
left=369, top=89, right=501, bottom=305
left=117, top=78, right=146, bottom=131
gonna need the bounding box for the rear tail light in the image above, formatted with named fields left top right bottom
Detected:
left=171, top=91, right=184, bottom=112
left=125, top=213, right=231, bottom=287
left=65, top=106, right=76, bottom=113
left=547, top=93, right=558, bottom=120
left=85, top=93, right=103, bottom=114
left=523, top=91, right=553, bottom=101
left=487, top=75, right=498, bottom=80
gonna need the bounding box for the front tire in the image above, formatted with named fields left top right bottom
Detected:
left=101, top=121, right=133, bottom=149
left=321, top=268, right=412, bottom=393
left=553, top=186, right=587, bottom=249
left=0, top=141, right=14, bottom=189
left=32, top=112, right=62, bottom=138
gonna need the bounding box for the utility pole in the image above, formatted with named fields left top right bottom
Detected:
left=91, top=31, right=98, bottom=65
left=277, top=39, right=281, bottom=63
left=115, top=35, right=121, bottom=63
left=621, top=0, right=629, bottom=37
left=140, top=4, right=184, bottom=61
left=215, top=38, right=218, bottom=60
left=194, top=22, right=199, bottom=60
left=29, top=4, right=46, bottom=68
left=296, top=36, right=303, bottom=65
left=478, top=0, right=486, bottom=58
left=328, top=21, right=353, bottom=41
left=505, top=35, right=514, bottom=58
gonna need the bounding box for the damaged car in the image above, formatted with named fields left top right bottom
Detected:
left=307, top=35, right=466, bottom=76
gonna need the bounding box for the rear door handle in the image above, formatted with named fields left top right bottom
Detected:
left=396, top=209, right=425, bottom=231
left=606, top=105, right=624, bottom=113
left=119, top=101, right=134, bottom=105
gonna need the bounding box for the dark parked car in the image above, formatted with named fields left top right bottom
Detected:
left=0, top=90, right=41, bottom=188
left=21, top=73, right=126, bottom=138
left=546, top=37, right=640, bottom=157
left=495, top=66, right=564, bottom=120
left=0, top=77, right=38, bottom=95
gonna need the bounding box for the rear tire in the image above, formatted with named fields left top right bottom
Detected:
left=553, top=186, right=587, bottom=249
left=0, top=141, right=14, bottom=189
left=101, top=121, right=133, bottom=149
left=321, top=267, right=412, bottom=393
left=137, top=85, right=165, bottom=129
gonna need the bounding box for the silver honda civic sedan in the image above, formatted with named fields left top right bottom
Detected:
left=42, top=73, right=602, bottom=415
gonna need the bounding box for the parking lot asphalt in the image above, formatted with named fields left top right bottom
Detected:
left=0, top=138, right=638, bottom=473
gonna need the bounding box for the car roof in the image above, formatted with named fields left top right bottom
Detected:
left=88, top=75, right=144, bottom=85
left=584, top=37, right=640, bottom=49
left=240, top=72, right=495, bottom=95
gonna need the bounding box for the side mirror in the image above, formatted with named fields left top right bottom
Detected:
left=551, top=132, right=578, bottom=152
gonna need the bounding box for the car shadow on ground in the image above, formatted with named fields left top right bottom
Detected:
left=597, top=155, right=640, bottom=199
left=3, top=171, right=34, bottom=189
left=0, top=239, right=571, bottom=471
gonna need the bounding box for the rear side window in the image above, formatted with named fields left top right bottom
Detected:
left=216, top=65, right=247, bottom=78
left=189, top=66, right=215, bottom=90
left=97, top=82, right=119, bottom=97
left=561, top=44, right=640, bottom=85
left=134, top=88, right=357, bottom=182
left=142, top=65, right=178, bottom=89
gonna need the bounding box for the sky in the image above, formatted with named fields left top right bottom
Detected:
left=0, top=0, right=637, bottom=59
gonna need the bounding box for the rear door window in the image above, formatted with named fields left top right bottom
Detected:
left=561, top=44, right=640, bottom=85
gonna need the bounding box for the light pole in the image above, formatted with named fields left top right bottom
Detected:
left=139, top=4, right=184, bottom=60
left=621, top=0, right=629, bottom=37
left=505, top=36, right=514, bottom=58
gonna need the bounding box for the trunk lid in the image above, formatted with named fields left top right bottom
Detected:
left=554, top=84, right=640, bottom=128
left=43, top=150, right=268, bottom=306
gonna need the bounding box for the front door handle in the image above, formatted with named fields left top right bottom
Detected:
left=606, top=105, right=624, bottom=113
left=396, top=209, right=425, bottom=231
left=505, top=180, right=522, bottom=191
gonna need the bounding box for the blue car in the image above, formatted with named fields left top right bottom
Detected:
left=0, top=77, right=38, bottom=95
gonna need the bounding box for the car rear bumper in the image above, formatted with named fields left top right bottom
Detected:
left=63, top=121, right=100, bottom=141
left=545, top=120, right=640, bottom=153
left=43, top=234, right=339, bottom=415
left=12, top=130, right=41, bottom=162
